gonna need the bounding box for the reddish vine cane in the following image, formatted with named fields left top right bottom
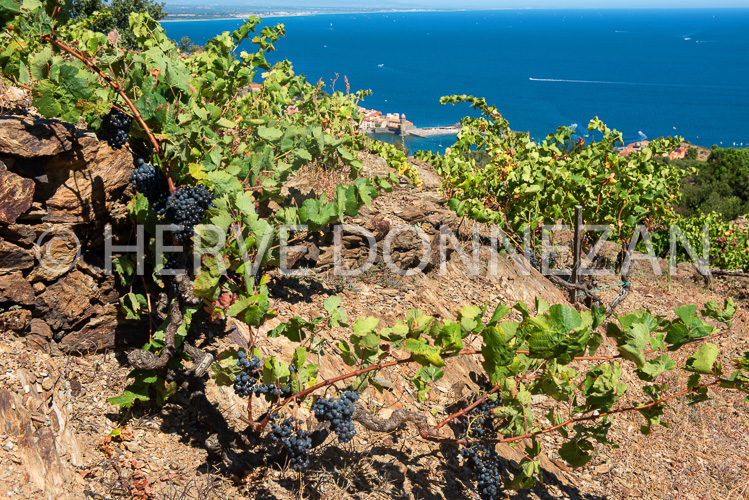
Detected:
left=420, top=380, right=723, bottom=445
left=253, top=341, right=740, bottom=450
left=40, top=32, right=176, bottom=194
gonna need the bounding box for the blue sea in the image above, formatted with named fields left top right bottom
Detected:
left=163, top=9, right=749, bottom=152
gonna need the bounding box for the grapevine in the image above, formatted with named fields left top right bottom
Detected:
left=1, top=5, right=748, bottom=498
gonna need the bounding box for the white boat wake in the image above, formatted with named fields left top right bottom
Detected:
left=528, top=77, right=748, bottom=91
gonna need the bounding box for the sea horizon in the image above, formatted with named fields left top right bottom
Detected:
left=162, top=8, right=749, bottom=152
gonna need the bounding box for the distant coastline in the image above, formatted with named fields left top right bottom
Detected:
left=161, top=8, right=463, bottom=23
left=160, top=9, right=749, bottom=148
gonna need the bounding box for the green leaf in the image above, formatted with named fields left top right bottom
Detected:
left=352, top=316, right=379, bottom=336
left=29, top=46, right=52, bottom=80
left=380, top=323, right=408, bottom=349
left=411, top=366, right=443, bottom=402
left=435, top=322, right=463, bottom=351
left=298, top=198, right=332, bottom=229
left=664, top=305, right=717, bottom=348
left=207, top=170, right=243, bottom=198
left=323, top=295, right=348, bottom=327
left=216, top=117, right=237, bottom=129
left=406, top=309, right=433, bottom=334
left=701, top=298, right=736, bottom=327
left=0, top=0, right=21, bottom=23
left=262, top=357, right=290, bottom=385
left=337, top=340, right=358, bottom=366
left=457, top=305, right=484, bottom=334
left=559, top=439, right=594, bottom=468
left=547, top=304, right=582, bottom=333
left=535, top=297, right=550, bottom=315
left=405, top=338, right=444, bottom=367
left=269, top=316, right=317, bottom=342
left=482, top=323, right=517, bottom=381
left=292, top=347, right=307, bottom=368
left=637, top=355, right=676, bottom=381
left=32, top=81, right=61, bottom=117
left=112, top=255, right=137, bottom=286
left=355, top=178, right=378, bottom=208
left=119, top=292, right=147, bottom=320
left=211, top=349, right=243, bottom=386
left=580, top=363, right=626, bottom=407
left=195, top=222, right=224, bottom=249
left=106, top=373, right=152, bottom=408
left=685, top=343, right=719, bottom=374
left=606, top=322, right=651, bottom=368
left=209, top=210, right=234, bottom=232
left=486, top=303, right=510, bottom=327
left=258, top=125, right=283, bottom=142
left=193, top=254, right=224, bottom=300
left=235, top=192, right=256, bottom=217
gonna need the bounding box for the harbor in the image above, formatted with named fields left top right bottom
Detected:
left=408, top=125, right=462, bottom=138
left=357, top=106, right=461, bottom=138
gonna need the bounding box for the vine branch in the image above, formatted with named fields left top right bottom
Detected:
left=421, top=379, right=723, bottom=445
left=40, top=32, right=175, bottom=193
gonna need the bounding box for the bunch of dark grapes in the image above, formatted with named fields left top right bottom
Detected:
left=457, top=381, right=504, bottom=500
left=234, top=351, right=263, bottom=397
left=460, top=442, right=503, bottom=500
left=130, top=158, right=169, bottom=214
left=233, top=351, right=293, bottom=399
left=269, top=416, right=312, bottom=471
left=528, top=250, right=558, bottom=272
left=253, top=380, right=292, bottom=399
left=311, top=390, right=359, bottom=443
left=164, top=185, right=214, bottom=244
left=462, top=392, right=501, bottom=439
left=100, top=109, right=132, bottom=149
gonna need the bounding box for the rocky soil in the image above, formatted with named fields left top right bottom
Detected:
left=1, top=89, right=748, bottom=500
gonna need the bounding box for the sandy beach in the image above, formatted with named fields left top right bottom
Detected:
left=160, top=8, right=465, bottom=22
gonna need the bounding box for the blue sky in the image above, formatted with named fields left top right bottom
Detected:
left=163, top=1, right=749, bottom=7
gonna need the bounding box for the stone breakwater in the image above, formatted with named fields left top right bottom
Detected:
left=407, top=125, right=462, bottom=138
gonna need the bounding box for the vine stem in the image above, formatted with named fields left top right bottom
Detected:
left=40, top=33, right=176, bottom=193
left=434, top=383, right=500, bottom=431
left=250, top=327, right=730, bottom=433
left=250, top=347, right=490, bottom=432
left=421, top=379, right=722, bottom=445
left=250, top=355, right=418, bottom=432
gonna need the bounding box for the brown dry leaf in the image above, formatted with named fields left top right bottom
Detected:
left=120, top=426, right=134, bottom=441
left=97, top=436, right=114, bottom=458
left=131, top=470, right=156, bottom=500
left=77, top=469, right=96, bottom=479
left=241, top=468, right=267, bottom=483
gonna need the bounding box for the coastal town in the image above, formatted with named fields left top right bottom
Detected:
left=619, top=140, right=709, bottom=160
left=251, top=84, right=705, bottom=157
left=355, top=105, right=462, bottom=137
left=354, top=105, right=698, bottom=157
